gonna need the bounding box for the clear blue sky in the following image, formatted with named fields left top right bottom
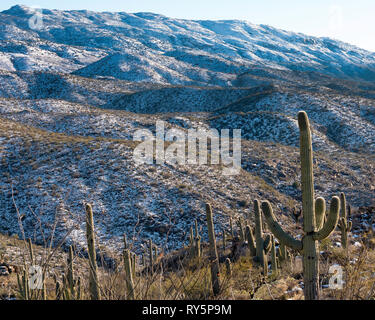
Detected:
left=1, top=1, right=374, bottom=52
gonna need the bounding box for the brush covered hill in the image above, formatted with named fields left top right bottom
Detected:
left=0, top=5, right=374, bottom=255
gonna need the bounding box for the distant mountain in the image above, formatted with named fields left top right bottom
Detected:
left=1, top=5, right=375, bottom=85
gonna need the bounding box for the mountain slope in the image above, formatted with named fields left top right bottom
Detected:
left=1, top=5, right=375, bottom=85
left=0, top=5, right=374, bottom=254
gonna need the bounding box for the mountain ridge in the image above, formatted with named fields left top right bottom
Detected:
left=1, top=5, right=375, bottom=85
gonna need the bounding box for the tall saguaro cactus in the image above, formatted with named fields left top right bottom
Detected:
left=338, top=192, right=352, bottom=249
left=253, top=199, right=272, bottom=275
left=85, top=203, right=101, bottom=300
left=205, top=203, right=221, bottom=296
left=261, top=111, right=340, bottom=300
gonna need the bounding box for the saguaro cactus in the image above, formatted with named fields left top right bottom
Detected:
left=338, top=192, right=352, bottom=249
left=253, top=199, right=272, bottom=275
left=229, top=217, right=234, bottom=238
left=261, top=111, right=340, bottom=300
left=192, top=219, right=202, bottom=258
left=237, top=218, right=245, bottom=242
left=17, top=268, right=30, bottom=300
left=123, top=249, right=135, bottom=299
left=205, top=203, right=221, bottom=296
left=85, top=203, right=101, bottom=300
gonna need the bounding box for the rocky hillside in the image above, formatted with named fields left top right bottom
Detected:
left=0, top=5, right=374, bottom=255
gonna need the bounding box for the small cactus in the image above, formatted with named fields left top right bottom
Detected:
left=237, top=218, right=245, bottom=242
left=205, top=203, right=221, bottom=296
left=17, top=268, right=30, bottom=300
left=123, top=249, right=135, bottom=299
left=270, top=235, right=278, bottom=277
left=253, top=199, right=272, bottom=275
left=338, top=192, right=352, bottom=249
left=189, top=226, right=194, bottom=246
left=85, top=203, right=101, bottom=300
left=194, top=220, right=201, bottom=258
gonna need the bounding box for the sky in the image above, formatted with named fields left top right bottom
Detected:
left=1, top=1, right=374, bottom=52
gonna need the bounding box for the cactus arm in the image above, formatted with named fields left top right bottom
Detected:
left=339, top=217, right=346, bottom=230
left=315, top=197, right=326, bottom=231
left=313, top=196, right=340, bottom=241
left=263, top=234, right=272, bottom=253
left=340, top=193, right=347, bottom=220
left=348, top=221, right=352, bottom=232
left=245, top=225, right=256, bottom=256
left=261, top=201, right=303, bottom=251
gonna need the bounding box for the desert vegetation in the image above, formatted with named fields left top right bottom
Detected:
left=1, top=111, right=374, bottom=301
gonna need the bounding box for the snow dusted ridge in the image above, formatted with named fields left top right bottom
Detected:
left=0, top=5, right=374, bottom=254
left=1, top=5, right=375, bottom=84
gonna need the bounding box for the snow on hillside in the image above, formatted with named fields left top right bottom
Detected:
left=0, top=5, right=375, bottom=84
left=0, top=5, right=374, bottom=254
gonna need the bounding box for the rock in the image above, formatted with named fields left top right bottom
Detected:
left=0, top=266, right=9, bottom=276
